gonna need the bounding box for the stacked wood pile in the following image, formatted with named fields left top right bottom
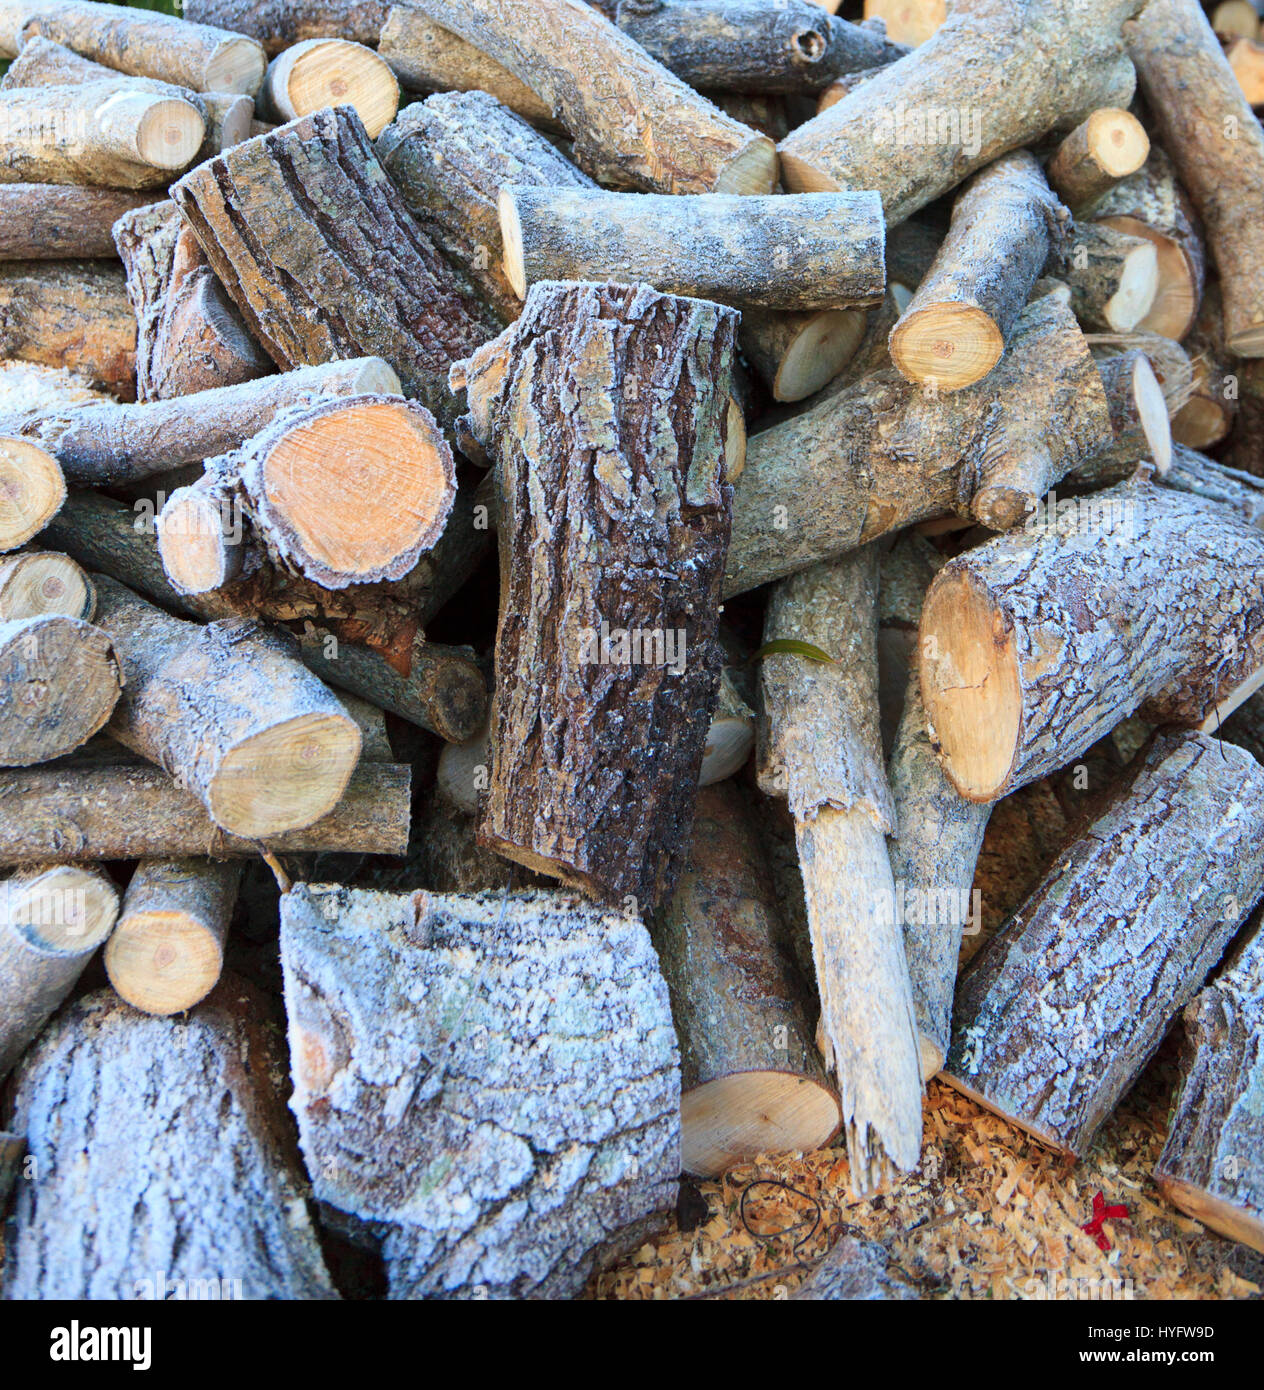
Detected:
left=0, top=0, right=1262, bottom=1302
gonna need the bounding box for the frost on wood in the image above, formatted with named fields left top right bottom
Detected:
left=280, top=884, right=680, bottom=1299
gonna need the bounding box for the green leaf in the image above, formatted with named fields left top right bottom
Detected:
left=750, top=639, right=839, bottom=666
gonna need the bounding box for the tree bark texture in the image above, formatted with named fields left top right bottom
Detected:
left=0, top=185, right=150, bottom=260
left=182, top=0, right=393, bottom=53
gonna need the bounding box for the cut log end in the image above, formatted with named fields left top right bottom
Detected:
left=919, top=570, right=1022, bottom=802
left=725, top=397, right=747, bottom=481
left=155, top=487, right=243, bottom=595
left=918, top=1036, right=944, bottom=1083
left=776, top=150, right=841, bottom=195
left=0, top=439, right=66, bottom=551
left=888, top=303, right=1004, bottom=391
left=1131, top=352, right=1175, bottom=475
left=6, top=863, right=118, bottom=956
left=710, top=136, right=780, bottom=196
left=1084, top=107, right=1151, bottom=178
left=132, top=95, right=207, bottom=171
left=1099, top=215, right=1199, bottom=340
left=277, top=40, right=399, bottom=138
left=681, top=1071, right=841, bottom=1177
left=104, top=908, right=224, bottom=1016
left=205, top=36, right=269, bottom=96
left=0, top=553, right=94, bottom=622
left=1226, top=319, right=1264, bottom=357
left=698, top=714, right=754, bottom=786
left=498, top=186, right=528, bottom=300
left=1103, top=239, right=1159, bottom=332
left=774, top=308, right=868, bottom=401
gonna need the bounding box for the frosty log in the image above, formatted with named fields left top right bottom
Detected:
left=0, top=186, right=150, bottom=260
left=259, top=37, right=399, bottom=138
left=1045, top=107, right=1149, bottom=214
left=1059, top=221, right=1158, bottom=333
left=0, top=435, right=65, bottom=551
left=281, top=884, right=680, bottom=1299
left=0, top=551, right=94, bottom=621
left=738, top=306, right=868, bottom=403
left=183, top=0, right=392, bottom=53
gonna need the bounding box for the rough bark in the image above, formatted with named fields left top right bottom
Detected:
left=1045, top=107, right=1150, bottom=215
left=757, top=548, right=922, bottom=1192
left=711, top=92, right=791, bottom=142
left=0, top=185, right=150, bottom=260
left=113, top=200, right=271, bottom=404
left=499, top=187, right=885, bottom=311
left=651, top=781, right=840, bottom=1176
left=739, top=306, right=868, bottom=403
left=792, top=1234, right=920, bottom=1299
left=104, top=858, right=242, bottom=1016
left=405, top=0, right=778, bottom=194
left=376, top=91, right=598, bottom=323
left=0, top=260, right=135, bottom=400
left=725, top=294, right=1112, bottom=595
left=0, top=551, right=94, bottom=621
left=2, top=981, right=338, bottom=1299
left=172, top=106, right=498, bottom=428
left=280, top=884, right=680, bottom=1299
left=0, top=863, right=118, bottom=1079
left=1059, top=220, right=1159, bottom=332
left=1127, top=0, right=1264, bottom=354
left=918, top=481, right=1264, bottom=802
left=777, top=0, right=1142, bottom=223
left=943, top=732, right=1264, bottom=1157
left=1155, top=922, right=1264, bottom=1253
left=1161, top=443, right=1264, bottom=531
left=0, top=759, right=411, bottom=863
left=1171, top=283, right=1238, bottom=448
left=183, top=0, right=393, bottom=53
left=259, top=37, right=399, bottom=138
left=888, top=151, right=1069, bottom=390
left=458, top=282, right=738, bottom=910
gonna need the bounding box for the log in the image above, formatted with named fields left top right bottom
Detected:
left=777, top=0, right=1142, bottom=222
left=0, top=436, right=65, bottom=551
left=1059, top=220, right=1159, bottom=332
left=1171, top=284, right=1238, bottom=449
left=1068, top=346, right=1175, bottom=483
left=887, top=151, right=1068, bottom=391
left=458, top=282, right=738, bottom=909
left=113, top=200, right=271, bottom=403
left=1161, top=443, right=1264, bottom=531
left=0, top=81, right=205, bottom=188
left=711, top=92, right=791, bottom=143
left=93, top=575, right=361, bottom=837
left=757, top=548, right=922, bottom=1192
left=1, top=981, right=338, bottom=1299
left=104, top=858, right=242, bottom=1016
left=404, top=0, right=778, bottom=194
left=1044, top=107, right=1149, bottom=214
left=1094, top=146, right=1206, bottom=341
left=498, top=187, right=886, bottom=311
left=171, top=107, right=499, bottom=426
left=725, top=294, right=1112, bottom=595
left=943, top=732, right=1264, bottom=1157
left=651, top=781, right=840, bottom=1176
left=259, top=37, right=399, bottom=138
left=280, top=883, right=680, bottom=1299
left=1226, top=35, right=1264, bottom=103
left=0, top=760, right=411, bottom=863
left=183, top=0, right=393, bottom=53
left=862, top=0, right=947, bottom=48
left=918, top=481, right=1264, bottom=803
left=0, top=185, right=150, bottom=260
left=157, top=394, right=456, bottom=591
left=376, top=91, right=598, bottom=324
left=0, top=863, right=118, bottom=1079
left=2, top=0, right=267, bottom=94
left=0, top=260, right=135, bottom=399
left=792, top=1234, right=920, bottom=1299
left=0, top=356, right=400, bottom=487
left=376, top=7, right=553, bottom=125
left=0, top=550, right=94, bottom=621
left=1155, top=921, right=1264, bottom=1253
left=738, top=306, right=868, bottom=402
left=0, top=614, right=121, bottom=766
left=1127, top=0, right=1264, bottom=354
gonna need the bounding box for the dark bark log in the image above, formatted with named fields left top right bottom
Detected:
left=0, top=185, right=150, bottom=260
left=792, top=1234, right=919, bottom=1299
left=182, top=0, right=392, bottom=54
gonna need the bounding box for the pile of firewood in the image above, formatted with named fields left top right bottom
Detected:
left=0, top=0, right=1262, bottom=1302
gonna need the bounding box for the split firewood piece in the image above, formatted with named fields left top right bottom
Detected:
left=888, top=151, right=1068, bottom=391
left=0, top=552, right=94, bottom=621
left=1162, top=444, right=1264, bottom=531
left=1045, top=107, right=1149, bottom=215
left=2, top=981, right=338, bottom=1299
left=609, top=0, right=905, bottom=94
left=93, top=575, right=360, bottom=837
left=171, top=107, right=498, bottom=425
left=280, top=883, right=680, bottom=1299
left=405, top=0, right=778, bottom=194
left=376, top=7, right=553, bottom=125
left=777, top=0, right=1141, bottom=221
left=0, top=81, right=205, bottom=188
left=1067, top=346, right=1176, bottom=485
left=458, top=282, right=738, bottom=909
left=376, top=90, right=597, bottom=325
left=1128, top=0, right=1264, bottom=353
left=0, top=863, right=118, bottom=1079
left=918, top=482, right=1264, bottom=804
left=157, top=394, right=455, bottom=592
left=758, top=548, right=922, bottom=1192
left=113, top=201, right=271, bottom=403
left=0, top=614, right=121, bottom=766
left=184, top=0, right=392, bottom=53
left=0, top=356, right=400, bottom=488
left=500, top=188, right=885, bottom=311
left=652, top=781, right=840, bottom=1176
left=0, top=760, right=410, bottom=863
left=259, top=38, right=399, bottom=137
left=1171, top=284, right=1238, bottom=449
left=739, top=306, right=868, bottom=403
left=793, top=1234, right=920, bottom=1299
left=943, top=731, right=1264, bottom=1158
left=1155, top=920, right=1264, bottom=1253
left=725, top=294, right=1112, bottom=595
left=862, top=0, right=947, bottom=48
left=1, top=0, right=267, bottom=94
left=881, top=535, right=990, bottom=1081
left=1058, top=221, right=1159, bottom=333
left=105, top=858, right=242, bottom=1016
left=1213, top=0, right=1263, bottom=38
left=0, top=437, right=65, bottom=552
left=0, top=260, right=135, bottom=399
left=0, top=186, right=151, bottom=261
left=1226, top=36, right=1264, bottom=103
left=1094, top=147, right=1205, bottom=341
